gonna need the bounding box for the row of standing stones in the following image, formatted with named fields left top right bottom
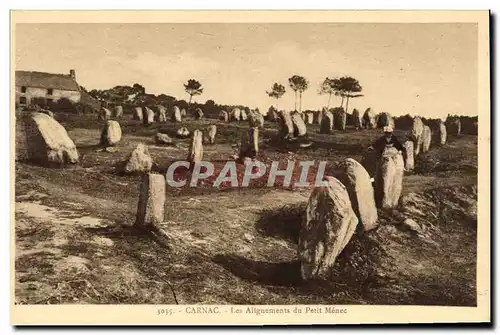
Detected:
left=16, top=107, right=460, bottom=281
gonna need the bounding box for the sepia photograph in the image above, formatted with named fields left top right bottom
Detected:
left=10, top=10, right=490, bottom=325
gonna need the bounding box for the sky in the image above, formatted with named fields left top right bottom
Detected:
left=15, top=23, right=478, bottom=118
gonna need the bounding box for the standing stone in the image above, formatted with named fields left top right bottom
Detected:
left=248, top=110, right=264, bottom=128
left=143, top=107, right=155, bottom=125
left=195, top=107, right=204, bottom=119
left=377, top=112, right=393, bottom=129
left=157, top=105, right=167, bottom=123
left=266, top=108, right=279, bottom=122
left=363, top=108, right=377, bottom=129
left=352, top=109, right=362, bottom=130
left=172, top=106, right=182, bottom=122
left=219, top=110, right=229, bottom=122
left=374, top=147, right=404, bottom=209
left=438, top=121, right=447, bottom=145
left=231, top=108, right=241, bottom=121
left=135, top=173, right=166, bottom=227
left=124, top=143, right=153, bottom=174
left=113, top=105, right=123, bottom=118
left=240, top=109, right=248, bottom=121
left=187, top=130, right=203, bottom=163
left=291, top=111, right=307, bottom=137
left=278, top=110, right=294, bottom=138
left=422, top=125, right=432, bottom=153
left=99, top=108, right=112, bottom=120
left=403, top=140, right=415, bottom=171
left=336, top=158, right=378, bottom=231
left=176, top=127, right=190, bottom=138
left=320, top=111, right=334, bottom=134
left=411, top=116, right=424, bottom=157
left=206, top=125, right=217, bottom=144
left=305, top=112, right=314, bottom=125
left=133, top=107, right=143, bottom=121
left=446, top=117, right=461, bottom=136
left=100, top=120, right=122, bottom=146
left=299, top=176, right=358, bottom=280
left=240, top=127, right=259, bottom=159
left=16, top=112, right=79, bottom=165
left=155, top=133, right=174, bottom=145
left=334, top=108, right=347, bottom=131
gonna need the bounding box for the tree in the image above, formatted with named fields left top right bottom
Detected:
left=288, top=75, right=309, bottom=112
left=319, top=77, right=344, bottom=110
left=205, top=99, right=215, bottom=107
left=337, top=76, right=363, bottom=114
left=266, top=83, right=286, bottom=110
left=132, top=83, right=145, bottom=95
left=184, top=79, right=204, bottom=108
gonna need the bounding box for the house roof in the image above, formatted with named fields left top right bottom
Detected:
left=15, top=70, right=80, bottom=92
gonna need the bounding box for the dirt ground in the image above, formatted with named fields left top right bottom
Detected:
left=14, top=112, right=478, bottom=305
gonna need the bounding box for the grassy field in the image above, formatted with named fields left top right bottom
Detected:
left=14, top=112, right=478, bottom=305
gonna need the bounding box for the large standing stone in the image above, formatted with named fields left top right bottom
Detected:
left=219, top=110, right=229, bottom=122
left=374, top=147, right=404, bottom=209
left=157, top=105, right=167, bottom=123
left=187, top=129, right=203, bottom=163
left=336, top=158, right=378, bottom=231
left=299, top=176, right=358, bottom=280
left=352, top=109, right=362, bottom=130
left=206, top=125, right=217, bottom=144
left=278, top=110, right=294, bottom=138
left=143, top=107, right=155, bottom=125
left=240, top=127, right=259, bottom=158
left=422, top=125, right=432, bottom=153
left=113, top=105, right=123, bottom=118
left=248, top=110, right=264, bottom=128
left=135, top=173, right=166, bottom=227
left=438, top=121, right=447, bottom=145
left=403, top=140, right=415, bottom=171
left=363, top=108, right=377, bottom=129
left=320, top=111, right=334, bottom=134
left=180, top=108, right=187, bottom=117
left=377, top=112, right=394, bottom=129
left=100, top=120, right=122, bottom=146
left=99, top=108, right=112, bottom=121
left=124, top=143, right=153, bottom=174
left=231, top=108, right=241, bottom=121
left=291, top=111, right=307, bottom=137
left=334, top=109, right=346, bottom=131
left=133, top=107, right=143, bottom=121
left=411, top=116, right=424, bottom=157
left=172, top=106, right=182, bottom=122
left=16, top=112, right=79, bottom=165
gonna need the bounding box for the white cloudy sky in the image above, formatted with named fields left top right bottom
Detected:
left=15, top=23, right=478, bottom=118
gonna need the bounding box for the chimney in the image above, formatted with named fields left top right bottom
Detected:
left=70, top=69, right=76, bottom=80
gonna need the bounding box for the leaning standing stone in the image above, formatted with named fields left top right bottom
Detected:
left=135, top=173, right=166, bottom=227
left=172, top=106, right=182, bottom=122
left=352, top=109, right=362, bottom=130
left=299, top=176, right=358, bottom=280
left=187, top=129, right=203, bottom=163
left=363, top=108, right=377, bottom=129
left=195, top=107, right=204, bottom=119
left=157, top=105, right=167, bottom=123
left=143, top=107, right=155, bottom=125
left=374, top=147, right=404, bottom=209
left=336, top=158, right=378, bottom=231
left=100, top=120, right=122, bottom=146
left=124, top=143, right=153, bottom=174
left=278, top=110, right=294, bottom=138
left=411, top=116, right=424, bottom=157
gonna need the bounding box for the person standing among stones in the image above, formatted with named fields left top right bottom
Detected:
left=369, top=126, right=406, bottom=171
